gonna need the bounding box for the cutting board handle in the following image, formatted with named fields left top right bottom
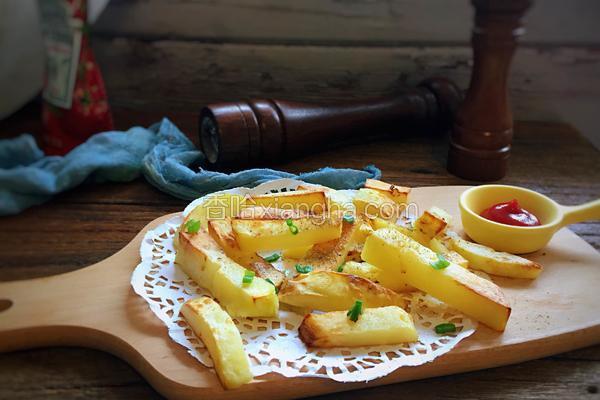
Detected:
left=0, top=217, right=169, bottom=358
left=0, top=268, right=95, bottom=352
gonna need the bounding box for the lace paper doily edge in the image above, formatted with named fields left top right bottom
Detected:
left=131, top=181, right=479, bottom=383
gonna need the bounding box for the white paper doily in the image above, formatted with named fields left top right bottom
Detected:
left=131, top=179, right=477, bottom=382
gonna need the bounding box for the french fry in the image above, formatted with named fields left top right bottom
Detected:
left=371, top=218, right=419, bottom=242
left=345, top=246, right=363, bottom=262
left=375, top=267, right=416, bottom=292
left=429, top=237, right=469, bottom=268
left=176, top=224, right=278, bottom=317
left=336, top=218, right=373, bottom=263
left=231, top=213, right=342, bottom=253
left=185, top=193, right=245, bottom=226
left=364, top=179, right=411, bottom=204
left=299, top=306, right=417, bottom=348
left=428, top=206, right=453, bottom=226
left=302, top=219, right=360, bottom=271
left=282, top=245, right=313, bottom=259
left=208, top=219, right=242, bottom=257
left=414, top=210, right=448, bottom=242
left=353, top=188, right=400, bottom=221
left=246, top=257, right=285, bottom=289
left=181, top=297, right=253, bottom=389
left=354, top=218, right=374, bottom=243
left=340, top=261, right=381, bottom=282
left=373, top=215, right=467, bottom=268
left=278, top=271, right=405, bottom=311
left=342, top=260, right=414, bottom=292
left=362, top=228, right=511, bottom=331
left=208, top=218, right=285, bottom=287
left=446, top=231, right=543, bottom=279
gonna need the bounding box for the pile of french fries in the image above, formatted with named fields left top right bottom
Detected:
left=174, top=179, right=543, bottom=389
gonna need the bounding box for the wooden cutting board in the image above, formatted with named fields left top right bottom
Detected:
left=1, top=186, right=599, bottom=400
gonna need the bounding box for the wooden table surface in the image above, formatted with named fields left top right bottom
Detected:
left=0, top=104, right=598, bottom=399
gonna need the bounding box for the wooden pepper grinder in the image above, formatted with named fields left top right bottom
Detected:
left=199, top=78, right=462, bottom=169
left=448, top=0, right=532, bottom=181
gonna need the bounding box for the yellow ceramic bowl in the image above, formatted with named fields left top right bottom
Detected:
left=459, top=185, right=600, bottom=254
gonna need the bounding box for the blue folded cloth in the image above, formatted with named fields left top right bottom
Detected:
left=0, top=118, right=381, bottom=216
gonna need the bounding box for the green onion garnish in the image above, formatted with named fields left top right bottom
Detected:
left=242, top=270, right=255, bottom=284
left=265, top=278, right=279, bottom=293
left=337, top=263, right=345, bottom=272
left=434, top=323, right=457, bottom=334
left=264, top=253, right=281, bottom=263
left=184, top=219, right=201, bottom=234
left=343, top=214, right=355, bottom=224
left=430, top=253, right=450, bottom=270
left=346, top=300, right=363, bottom=322
left=295, top=264, right=313, bottom=274
left=286, top=219, right=299, bottom=234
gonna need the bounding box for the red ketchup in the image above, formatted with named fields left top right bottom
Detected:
left=480, top=199, right=541, bottom=227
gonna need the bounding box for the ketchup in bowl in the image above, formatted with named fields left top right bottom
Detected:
left=480, top=199, right=541, bottom=227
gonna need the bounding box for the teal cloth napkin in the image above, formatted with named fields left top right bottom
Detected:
left=0, top=118, right=381, bottom=216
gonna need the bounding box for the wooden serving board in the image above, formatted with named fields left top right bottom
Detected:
left=1, top=186, right=599, bottom=400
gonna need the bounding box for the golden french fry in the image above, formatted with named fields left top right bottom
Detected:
left=362, top=228, right=511, bottom=331
left=181, top=297, right=253, bottom=389
left=447, top=231, right=543, bottom=279
left=299, top=306, right=417, bottom=348
left=278, top=271, right=405, bottom=311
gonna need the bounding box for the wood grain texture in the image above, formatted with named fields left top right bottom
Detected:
left=0, top=102, right=600, bottom=400
left=0, top=187, right=598, bottom=400
left=3, top=0, right=600, bottom=392
left=91, top=38, right=600, bottom=125
left=94, top=0, right=600, bottom=46
left=0, top=107, right=598, bottom=399
left=89, top=0, right=600, bottom=148
left=1, top=346, right=598, bottom=399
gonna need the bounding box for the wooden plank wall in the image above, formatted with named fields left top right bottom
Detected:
left=92, top=0, right=600, bottom=146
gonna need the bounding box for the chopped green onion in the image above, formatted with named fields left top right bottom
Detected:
left=265, top=278, right=279, bottom=293
left=337, top=263, right=345, bottom=272
left=242, top=270, right=255, bottom=285
left=434, top=323, right=457, bottom=334
left=184, top=219, right=201, bottom=234
left=286, top=219, right=299, bottom=235
left=343, top=214, right=355, bottom=224
left=346, top=300, right=363, bottom=322
left=430, top=253, right=450, bottom=270
left=264, top=253, right=281, bottom=263
left=295, top=264, right=313, bottom=274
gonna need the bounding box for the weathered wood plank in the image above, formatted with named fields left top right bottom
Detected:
left=0, top=348, right=163, bottom=400
left=0, top=198, right=183, bottom=281
left=0, top=346, right=598, bottom=399
left=92, top=39, right=600, bottom=125
left=0, top=107, right=598, bottom=400
left=90, top=1, right=600, bottom=148
left=94, top=0, right=600, bottom=46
